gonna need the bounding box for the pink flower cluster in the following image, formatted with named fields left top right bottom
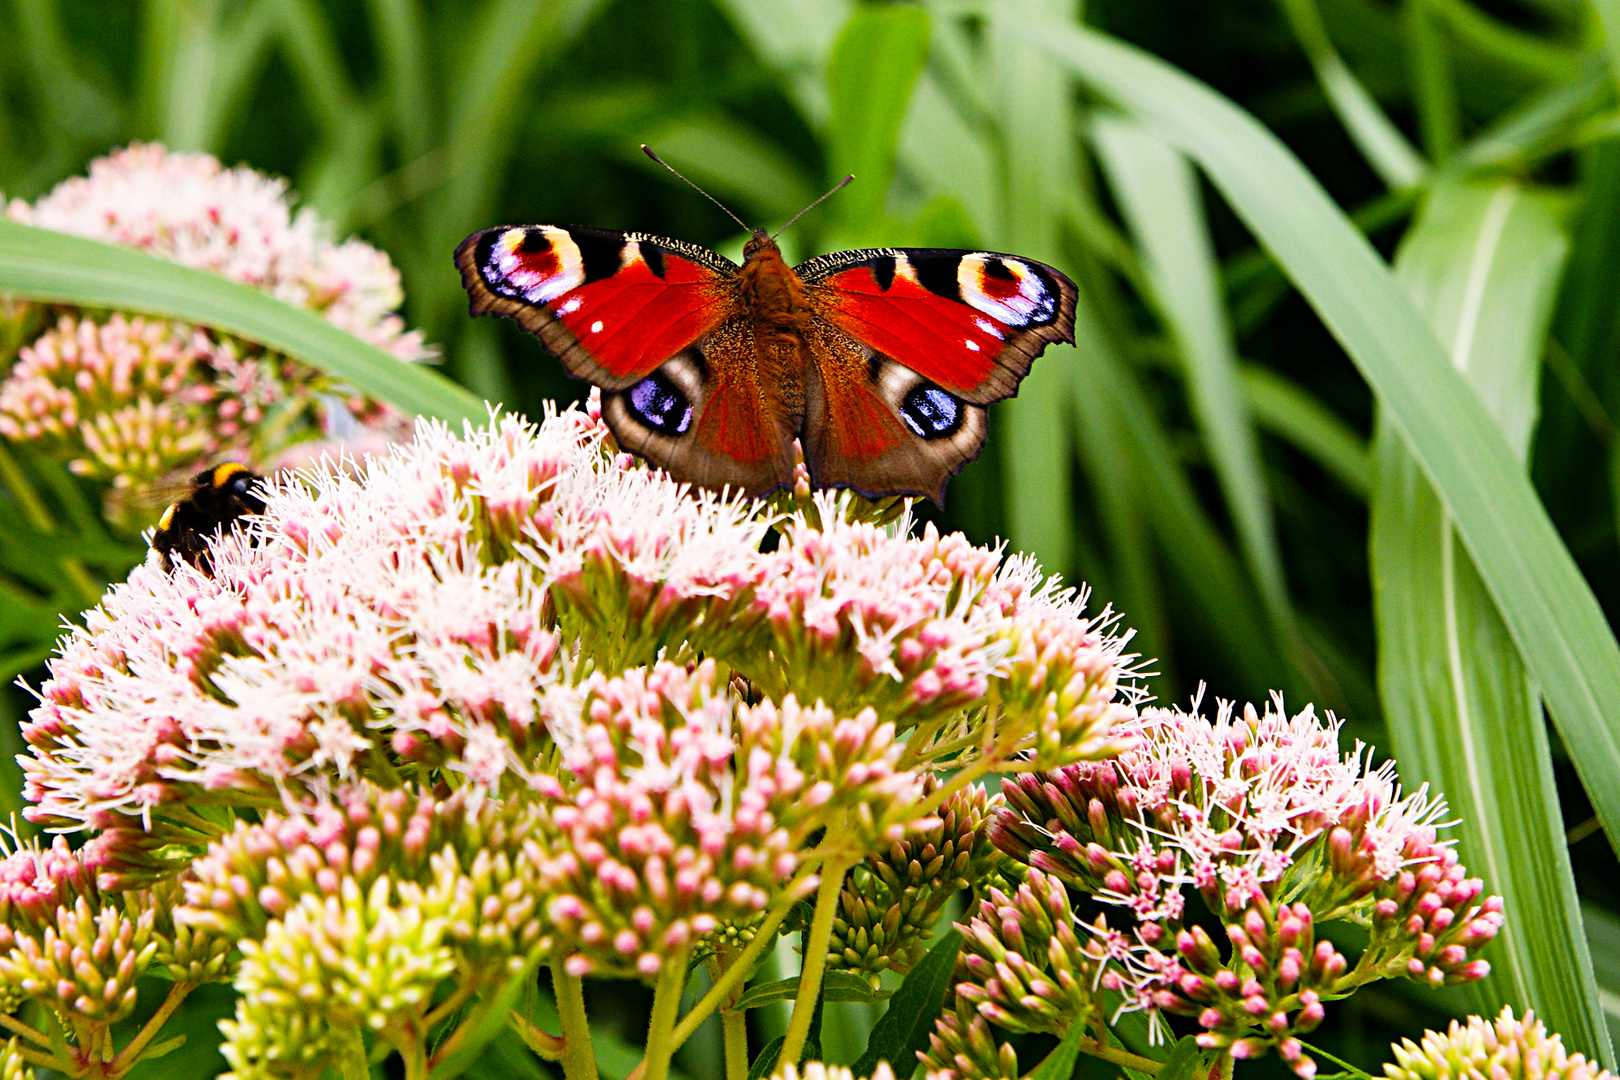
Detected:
left=7, top=144, right=424, bottom=359
left=22, top=405, right=1135, bottom=883
left=2, top=144, right=426, bottom=514
left=984, top=695, right=1503, bottom=1076
left=536, top=660, right=923, bottom=979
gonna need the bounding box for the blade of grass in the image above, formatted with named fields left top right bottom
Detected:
left=1425, top=0, right=1585, bottom=82
left=1275, top=0, right=1428, bottom=189
left=1069, top=287, right=1175, bottom=691
left=0, top=221, right=484, bottom=423
left=637, top=114, right=818, bottom=225
left=1021, top=21, right=1620, bottom=916
left=988, top=0, right=1082, bottom=574
left=825, top=2, right=931, bottom=239
left=1075, top=295, right=1284, bottom=696
left=1240, top=364, right=1371, bottom=498
left=709, top=0, right=850, bottom=123
left=1372, top=177, right=1610, bottom=1062
left=1405, top=0, right=1461, bottom=160
left=366, top=0, right=435, bottom=160
left=1091, top=116, right=1295, bottom=656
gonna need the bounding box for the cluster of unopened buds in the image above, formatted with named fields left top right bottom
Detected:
left=0, top=362, right=1526, bottom=1080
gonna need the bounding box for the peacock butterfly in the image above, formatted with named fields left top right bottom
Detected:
left=455, top=158, right=1077, bottom=505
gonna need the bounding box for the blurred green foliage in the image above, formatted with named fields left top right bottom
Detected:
left=6, top=0, right=1620, bottom=1077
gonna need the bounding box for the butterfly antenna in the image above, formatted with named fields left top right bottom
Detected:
left=641, top=144, right=751, bottom=233
left=771, top=174, right=854, bottom=240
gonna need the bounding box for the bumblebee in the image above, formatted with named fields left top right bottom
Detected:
left=150, top=463, right=266, bottom=574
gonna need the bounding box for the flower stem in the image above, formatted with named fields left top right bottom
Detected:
left=640, top=947, right=691, bottom=1080
left=0, top=1014, right=50, bottom=1048
left=552, top=954, right=599, bottom=1080
left=779, top=851, right=854, bottom=1067
left=665, top=889, right=801, bottom=1053
left=1076, top=1035, right=1164, bottom=1075
left=109, top=981, right=194, bottom=1076
left=708, top=954, right=749, bottom=1080
left=330, top=1020, right=370, bottom=1080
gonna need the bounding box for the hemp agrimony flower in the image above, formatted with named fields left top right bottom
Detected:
left=941, top=693, right=1503, bottom=1079
left=5, top=401, right=1508, bottom=1080
left=1, top=144, right=424, bottom=526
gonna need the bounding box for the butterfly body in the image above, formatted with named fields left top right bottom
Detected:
left=457, top=223, right=1077, bottom=503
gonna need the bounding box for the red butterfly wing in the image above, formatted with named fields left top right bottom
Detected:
left=457, top=225, right=798, bottom=495
left=798, top=248, right=1078, bottom=404
left=455, top=225, right=737, bottom=387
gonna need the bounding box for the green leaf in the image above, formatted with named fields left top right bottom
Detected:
left=825, top=2, right=931, bottom=235
left=1025, top=1012, right=1088, bottom=1080
left=747, top=1035, right=785, bottom=1080
left=851, top=929, right=962, bottom=1080
left=1241, top=364, right=1371, bottom=499
left=1158, top=1036, right=1204, bottom=1080
left=0, top=220, right=484, bottom=424
left=1274, top=0, right=1426, bottom=189
left=989, top=0, right=1085, bottom=576
left=1373, top=177, right=1611, bottom=1062
left=1069, top=290, right=1283, bottom=696
left=1091, top=115, right=1294, bottom=651
left=732, top=971, right=884, bottom=1011
left=1021, top=28, right=1620, bottom=1002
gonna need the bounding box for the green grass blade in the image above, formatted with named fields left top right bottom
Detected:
left=1021, top=21, right=1620, bottom=910
left=366, top=0, right=435, bottom=160
left=708, top=0, right=850, bottom=122
left=421, top=0, right=609, bottom=344
left=639, top=113, right=818, bottom=225
left=1240, top=364, right=1371, bottom=498
left=1073, top=294, right=1284, bottom=696
left=1372, top=177, right=1611, bottom=1062
left=1275, top=0, right=1427, bottom=188
left=825, top=2, right=931, bottom=237
left=1091, top=116, right=1294, bottom=649
left=988, top=0, right=1083, bottom=574
left=0, top=221, right=484, bottom=424
left=1592, top=0, right=1620, bottom=98
left=1069, top=289, right=1175, bottom=687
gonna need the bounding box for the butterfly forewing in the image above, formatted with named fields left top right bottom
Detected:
left=455, top=224, right=738, bottom=387
left=797, top=247, right=1077, bottom=405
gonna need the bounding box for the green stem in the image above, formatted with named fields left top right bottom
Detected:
left=640, top=946, right=690, bottom=1080
left=552, top=954, right=599, bottom=1080
left=666, top=890, right=801, bottom=1053
left=109, top=981, right=194, bottom=1076
left=1076, top=1035, right=1164, bottom=1075
left=708, top=954, right=749, bottom=1080
left=0, top=1013, right=51, bottom=1048
left=778, top=850, right=854, bottom=1066
left=330, top=1020, right=370, bottom=1080
left=397, top=1023, right=428, bottom=1080
left=0, top=441, right=99, bottom=607
left=506, top=1010, right=565, bottom=1061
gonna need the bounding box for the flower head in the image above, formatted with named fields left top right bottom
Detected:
left=1385, top=1009, right=1612, bottom=1080
left=3, top=144, right=428, bottom=521
left=8, top=144, right=423, bottom=359
left=983, top=694, right=1502, bottom=1074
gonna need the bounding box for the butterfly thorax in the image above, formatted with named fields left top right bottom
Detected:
left=739, top=231, right=812, bottom=335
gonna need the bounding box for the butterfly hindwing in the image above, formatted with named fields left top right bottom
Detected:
left=798, top=247, right=1077, bottom=404
left=600, top=317, right=800, bottom=497
left=455, top=224, right=738, bottom=388
left=798, top=318, right=988, bottom=504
